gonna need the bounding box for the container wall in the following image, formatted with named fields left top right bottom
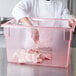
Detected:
left=4, top=27, right=72, bottom=68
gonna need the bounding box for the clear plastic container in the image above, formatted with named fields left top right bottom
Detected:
left=2, top=18, right=74, bottom=68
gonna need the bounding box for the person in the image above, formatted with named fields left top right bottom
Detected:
left=12, top=0, right=76, bottom=45
left=12, top=0, right=76, bottom=27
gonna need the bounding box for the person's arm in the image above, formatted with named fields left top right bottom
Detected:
left=12, top=0, right=39, bottom=43
left=12, top=0, right=33, bottom=26
left=12, top=0, right=31, bottom=22
left=61, top=5, right=76, bottom=27
left=20, top=17, right=39, bottom=43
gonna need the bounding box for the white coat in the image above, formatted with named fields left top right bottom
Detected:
left=12, top=0, right=71, bottom=21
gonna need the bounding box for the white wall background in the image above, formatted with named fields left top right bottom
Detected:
left=0, top=0, right=20, bottom=17
left=0, top=0, right=68, bottom=17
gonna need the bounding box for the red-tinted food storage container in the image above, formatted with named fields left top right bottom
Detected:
left=1, top=18, right=74, bottom=68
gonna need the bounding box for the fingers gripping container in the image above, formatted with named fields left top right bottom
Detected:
left=2, top=18, right=74, bottom=68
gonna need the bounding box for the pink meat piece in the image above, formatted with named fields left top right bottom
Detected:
left=32, top=29, right=39, bottom=43
left=42, top=53, right=52, bottom=60
left=13, top=49, right=52, bottom=64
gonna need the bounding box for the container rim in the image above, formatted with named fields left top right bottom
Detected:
left=1, top=18, right=76, bottom=31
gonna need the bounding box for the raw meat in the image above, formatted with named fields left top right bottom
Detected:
left=32, top=29, right=39, bottom=43
left=13, top=48, right=52, bottom=64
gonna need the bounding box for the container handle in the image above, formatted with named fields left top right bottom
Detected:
left=64, top=30, right=70, bottom=41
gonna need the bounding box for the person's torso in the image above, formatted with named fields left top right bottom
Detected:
left=29, top=0, right=63, bottom=18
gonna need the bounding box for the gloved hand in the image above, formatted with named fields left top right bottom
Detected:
left=20, top=17, right=39, bottom=43
left=69, top=15, right=76, bottom=27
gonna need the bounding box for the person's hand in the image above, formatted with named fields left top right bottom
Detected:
left=20, top=17, right=33, bottom=27
left=20, top=17, right=39, bottom=43
left=69, top=16, right=76, bottom=27
left=32, top=28, right=39, bottom=43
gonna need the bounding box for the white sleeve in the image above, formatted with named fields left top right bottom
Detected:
left=61, top=8, right=72, bottom=19
left=61, top=2, right=72, bottom=19
left=12, top=0, right=31, bottom=21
